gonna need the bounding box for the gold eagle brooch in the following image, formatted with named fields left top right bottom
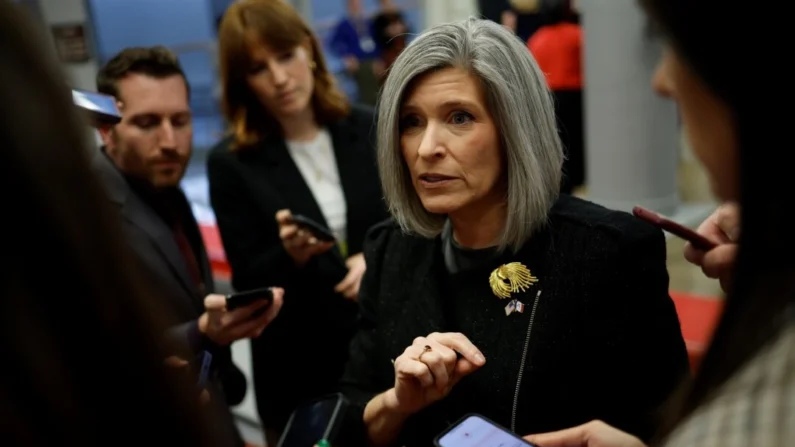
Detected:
left=489, top=262, right=538, bottom=299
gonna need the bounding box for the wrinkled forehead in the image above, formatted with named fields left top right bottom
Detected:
left=399, top=67, right=488, bottom=111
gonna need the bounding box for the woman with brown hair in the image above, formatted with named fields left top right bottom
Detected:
left=208, top=0, right=388, bottom=442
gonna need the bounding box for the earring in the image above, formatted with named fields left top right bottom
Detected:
left=309, top=60, right=317, bottom=70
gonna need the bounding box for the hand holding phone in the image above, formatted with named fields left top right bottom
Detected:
left=290, top=214, right=337, bottom=242
left=226, top=287, right=274, bottom=314
left=682, top=203, right=740, bottom=293
left=276, top=209, right=335, bottom=265
left=632, top=206, right=717, bottom=251
left=201, top=289, right=284, bottom=345
left=524, top=420, right=646, bottom=447
left=435, top=414, right=538, bottom=447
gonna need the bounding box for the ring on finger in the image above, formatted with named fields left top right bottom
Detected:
left=417, top=344, right=432, bottom=362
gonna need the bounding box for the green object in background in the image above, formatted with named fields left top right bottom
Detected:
left=316, top=440, right=331, bottom=447
left=338, top=239, right=348, bottom=259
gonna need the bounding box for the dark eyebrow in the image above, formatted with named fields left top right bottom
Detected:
left=440, top=100, right=478, bottom=109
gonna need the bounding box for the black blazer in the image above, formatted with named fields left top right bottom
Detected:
left=207, top=104, right=389, bottom=428
left=340, top=195, right=690, bottom=446
left=92, top=152, right=244, bottom=446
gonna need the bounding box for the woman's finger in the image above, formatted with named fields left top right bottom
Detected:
left=715, top=202, right=740, bottom=241
left=414, top=344, right=450, bottom=391
left=275, top=209, right=293, bottom=225
left=423, top=337, right=458, bottom=376
left=395, top=348, right=434, bottom=387
left=700, top=244, right=738, bottom=279
left=290, top=230, right=312, bottom=249
left=428, top=332, right=486, bottom=366
left=279, top=223, right=299, bottom=241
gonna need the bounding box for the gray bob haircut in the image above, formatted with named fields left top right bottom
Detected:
left=377, top=17, right=564, bottom=252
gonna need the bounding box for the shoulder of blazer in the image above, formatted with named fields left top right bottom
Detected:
left=362, top=217, right=434, bottom=279
left=206, top=134, right=262, bottom=180
left=549, top=194, right=663, bottom=250
left=207, top=135, right=237, bottom=165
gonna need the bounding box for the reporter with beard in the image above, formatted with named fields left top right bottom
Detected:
left=92, top=46, right=284, bottom=447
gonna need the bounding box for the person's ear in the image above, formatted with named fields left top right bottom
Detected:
left=98, top=125, right=115, bottom=149
left=302, top=38, right=316, bottom=68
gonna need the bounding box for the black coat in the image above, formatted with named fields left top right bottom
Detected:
left=340, top=195, right=689, bottom=446
left=93, top=151, right=244, bottom=447
left=207, top=105, right=389, bottom=429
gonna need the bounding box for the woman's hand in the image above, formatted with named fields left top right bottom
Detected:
left=524, top=421, right=646, bottom=447
left=276, top=209, right=334, bottom=266
left=683, top=202, right=740, bottom=292
left=335, top=253, right=366, bottom=300
left=391, top=332, right=486, bottom=414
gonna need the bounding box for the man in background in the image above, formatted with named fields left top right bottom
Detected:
left=92, top=46, right=283, bottom=446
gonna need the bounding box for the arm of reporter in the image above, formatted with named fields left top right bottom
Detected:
left=363, top=389, right=412, bottom=447
left=338, top=221, right=408, bottom=447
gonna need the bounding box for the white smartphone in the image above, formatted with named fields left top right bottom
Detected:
left=72, top=89, right=122, bottom=125
left=435, top=414, right=539, bottom=447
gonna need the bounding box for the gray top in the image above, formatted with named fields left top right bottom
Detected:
left=441, top=220, right=499, bottom=273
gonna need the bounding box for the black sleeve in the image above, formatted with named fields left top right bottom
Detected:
left=207, top=148, right=340, bottom=293
left=338, top=221, right=396, bottom=446
left=585, top=225, right=690, bottom=442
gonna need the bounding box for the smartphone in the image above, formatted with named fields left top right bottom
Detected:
left=435, top=414, right=538, bottom=447
left=290, top=214, right=337, bottom=243
left=192, top=350, right=213, bottom=389
left=632, top=206, right=717, bottom=251
left=277, top=393, right=348, bottom=447
left=225, top=287, right=274, bottom=317
left=71, top=89, right=122, bottom=125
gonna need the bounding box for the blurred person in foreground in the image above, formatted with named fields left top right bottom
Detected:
left=93, top=46, right=284, bottom=446
left=338, top=18, right=688, bottom=446
left=524, top=1, right=793, bottom=447
left=211, top=0, right=387, bottom=443
left=0, top=2, right=220, bottom=445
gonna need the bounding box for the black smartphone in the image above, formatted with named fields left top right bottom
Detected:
left=290, top=214, right=337, bottom=243
left=277, top=393, right=348, bottom=447
left=435, top=414, right=539, bottom=447
left=192, top=350, right=213, bottom=389
left=72, top=89, right=122, bottom=125
left=225, top=287, right=274, bottom=314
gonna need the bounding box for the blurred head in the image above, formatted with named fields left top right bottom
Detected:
left=348, top=0, right=363, bottom=16
left=650, top=39, right=738, bottom=203
left=0, top=3, right=214, bottom=445
left=219, top=0, right=349, bottom=148
left=379, top=18, right=563, bottom=251
left=546, top=0, right=578, bottom=24
left=641, top=0, right=792, bottom=434
left=96, top=47, right=192, bottom=188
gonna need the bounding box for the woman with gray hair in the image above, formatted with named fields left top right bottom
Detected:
left=338, top=18, right=688, bottom=447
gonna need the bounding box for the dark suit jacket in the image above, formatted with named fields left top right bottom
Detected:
left=207, top=104, right=389, bottom=429
left=92, top=152, right=244, bottom=446
left=340, top=195, right=690, bottom=446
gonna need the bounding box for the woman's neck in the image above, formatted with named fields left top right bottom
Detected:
left=449, top=202, right=507, bottom=249
left=279, top=107, right=319, bottom=142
